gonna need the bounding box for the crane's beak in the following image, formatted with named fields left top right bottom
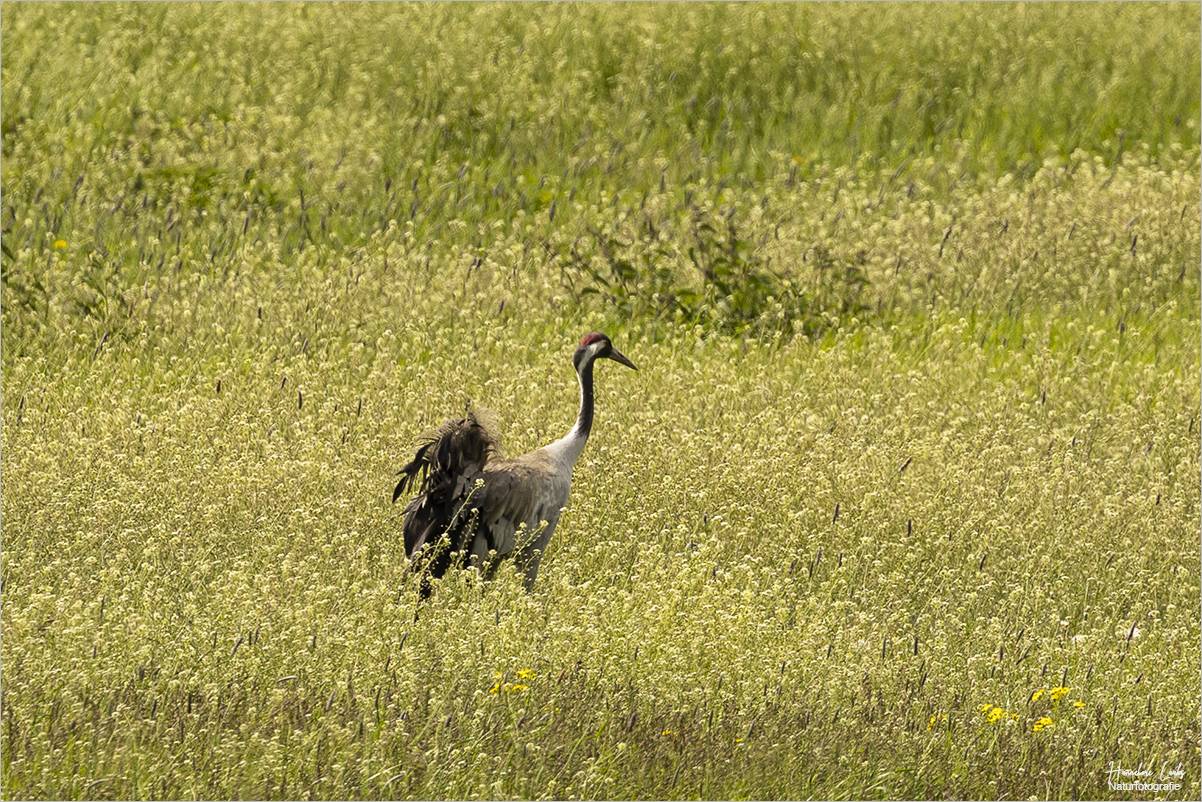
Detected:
left=607, top=346, right=637, bottom=371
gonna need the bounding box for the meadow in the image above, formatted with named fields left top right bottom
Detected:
left=1, top=3, right=1200, bottom=799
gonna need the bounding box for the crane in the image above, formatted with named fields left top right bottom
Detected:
left=393, top=332, right=636, bottom=596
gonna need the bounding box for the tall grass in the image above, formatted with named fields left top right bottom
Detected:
left=2, top=3, right=1199, bottom=799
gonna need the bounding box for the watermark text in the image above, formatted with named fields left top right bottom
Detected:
left=1105, top=760, right=1184, bottom=792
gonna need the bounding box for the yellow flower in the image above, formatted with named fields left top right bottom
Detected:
left=490, top=669, right=536, bottom=694
left=1073, top=701, right=1086, bottom=708
left=927, top=714, right=948, bottom=730
left=1031, top=688, right=1046, bottom=702
left=1033, top=716, right=1055, bottom=732
left=662, top=729, right=676, bottom=737
left=490, top=681, right=527, bottom=693
left=1050, top=686, right=1070, bottom=701
left=53, top=239, right=67, bottom=249
left=976, top=704, right=1018, bottom=726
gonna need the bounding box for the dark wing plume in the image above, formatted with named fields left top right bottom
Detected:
left=394, top=410, right=501, bottom=588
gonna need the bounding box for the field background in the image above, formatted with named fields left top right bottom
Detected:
left=2, top=3, right=1199, bottom=800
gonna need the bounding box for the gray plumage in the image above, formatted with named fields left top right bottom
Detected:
left=394, top=333, right=636, bottom=596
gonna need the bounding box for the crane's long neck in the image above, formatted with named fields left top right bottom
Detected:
left=546, top=356, right=595, bottom=468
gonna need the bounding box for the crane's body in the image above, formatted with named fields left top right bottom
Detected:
left=394, top=333, right=636, bottom=594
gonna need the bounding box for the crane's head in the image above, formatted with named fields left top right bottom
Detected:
left=575, top=332, right=637, bottom=372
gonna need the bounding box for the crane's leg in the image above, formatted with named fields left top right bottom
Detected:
left=514, top=520, right=557, bottom=591
left=518, top=551, right=543, bottom=591
left=468, top=532, right=491, bottom=571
